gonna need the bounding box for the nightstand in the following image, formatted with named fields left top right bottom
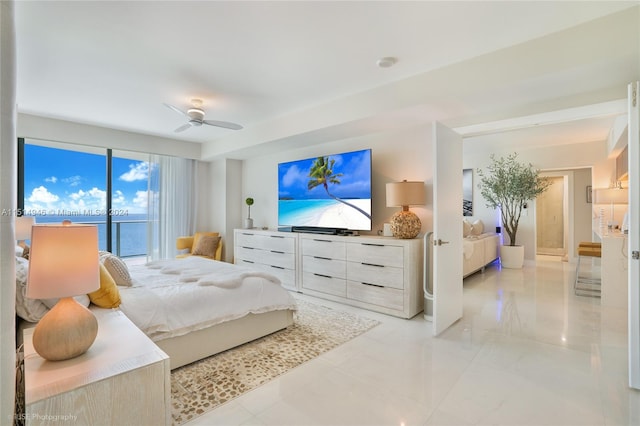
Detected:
left=23, top=309, right=170, bottom=426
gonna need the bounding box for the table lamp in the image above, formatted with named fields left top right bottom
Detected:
left=26, top=221, right=100, bottom=361
left=386, top=180, right=426, bottom=239
left=594, top=186, right=628, bottom=231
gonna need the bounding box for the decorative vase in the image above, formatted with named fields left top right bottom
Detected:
left=500, top=245, right=524, bottom=269
left=244, top=218, right=254, bottom=229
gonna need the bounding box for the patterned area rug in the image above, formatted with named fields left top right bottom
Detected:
left=171, top=299, right=379, bottom=425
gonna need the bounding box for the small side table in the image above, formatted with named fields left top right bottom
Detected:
left=24, top=309, right=170, bottom=426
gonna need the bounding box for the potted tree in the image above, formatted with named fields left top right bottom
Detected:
left=477, top=153, right=551, bottom=268
left=245, top=197, right=254, bottom=229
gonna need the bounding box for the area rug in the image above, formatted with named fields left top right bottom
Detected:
left=170, top=299, right=380, bottom=425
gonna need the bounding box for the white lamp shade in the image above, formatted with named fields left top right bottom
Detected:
left=386, top=181, right=426, bottom=207
left=27, top=223, right=100, bottom=299
left=594, top=187, right=628, bottom=205
left=15, top=216, right=35, bottom=240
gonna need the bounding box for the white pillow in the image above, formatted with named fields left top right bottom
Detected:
left=103, top=254, right=134, bottom=287
left=15, top=257, right=49, bottom=322
left=470, top=219, right=484, bottom=236
left=463, top=220, right=472, bottom=238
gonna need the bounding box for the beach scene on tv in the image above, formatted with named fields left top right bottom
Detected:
left=278, top=149, right=372, bottom=230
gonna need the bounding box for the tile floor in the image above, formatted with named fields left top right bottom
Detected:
left=185, top=259, right=640, bottom=426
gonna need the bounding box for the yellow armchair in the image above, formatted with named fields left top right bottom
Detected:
left=176, top=232, right=223, bottom=261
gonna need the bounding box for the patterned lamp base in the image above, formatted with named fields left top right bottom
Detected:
left=390, top=210, right=421, bottom=239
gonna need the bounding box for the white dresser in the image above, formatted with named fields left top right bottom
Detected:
left=234, top=229, right=299, bottom=291
left=24, top=309, right=170, bottom=426
left=233, top=229, right=423, bottom=318
left=299, top=234, right=423, bottom=318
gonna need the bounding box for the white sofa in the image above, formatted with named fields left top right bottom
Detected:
left=463, top=219, right=499, bottom=278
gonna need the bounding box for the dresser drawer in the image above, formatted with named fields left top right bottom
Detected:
left=236, top=232, right=295, bottom=253
left=347, top=262, right=404, bottom=289
left=347, top=280, right=404, bottom=311
left=347, top=242, right=403, bottom=267
left=303, top=256, right=346, bottom=279
left=236, top=246, right=295, bottom=269
left=302, top=272, right=346, bottom=297
left=301, top=238, right=346, bottom=260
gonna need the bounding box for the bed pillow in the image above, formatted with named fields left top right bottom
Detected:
left=103, top=254, right=134, bottom=287
left=192, top=235, right=221, bottom=258
left=41, top=295, right=91, bottom=310
left=98, top=250, right=112, bottom=262
left=470, top=219, right=485, bottom=236
left=88, top=263, right=121, bottom=308
left=463, top=220, right=472, bottom=238
left=15, top=257, right=50, bottom=322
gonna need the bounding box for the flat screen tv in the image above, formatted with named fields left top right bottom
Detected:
left=278, top=148, right=372, bottom=232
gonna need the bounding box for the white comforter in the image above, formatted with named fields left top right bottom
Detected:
left=117, top=257, right=297, bottom=341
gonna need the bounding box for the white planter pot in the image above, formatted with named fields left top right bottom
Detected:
left=244, top=218, right=254, bottom=229
left=501, top=245, right=524, bottom=269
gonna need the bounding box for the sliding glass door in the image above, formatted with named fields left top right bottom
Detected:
left=20, top=139, right=153, bottom=258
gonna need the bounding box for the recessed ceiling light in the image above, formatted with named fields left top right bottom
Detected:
left=376, top=57, right=398, bottom=68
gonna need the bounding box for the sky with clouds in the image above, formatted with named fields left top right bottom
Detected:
left=23, top=144, right=150, bottom=218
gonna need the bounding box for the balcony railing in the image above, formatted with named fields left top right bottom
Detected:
left=74, top=219, right=149, bottom=258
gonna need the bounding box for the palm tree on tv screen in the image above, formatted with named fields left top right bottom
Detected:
left=307, top=156, right=371, bottom=220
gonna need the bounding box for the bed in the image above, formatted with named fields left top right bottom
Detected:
left=16, top=253, right=297, bottom=369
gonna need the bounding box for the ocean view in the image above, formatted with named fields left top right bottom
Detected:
left=29, top=213, right=149, bottom=258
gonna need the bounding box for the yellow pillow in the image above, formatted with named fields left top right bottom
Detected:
left=89, top=264, right=121, bottom=308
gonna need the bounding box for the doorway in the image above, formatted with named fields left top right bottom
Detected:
left=535, top=168, right=593, bottom=263
left=536, top=176, right=567, bottom=259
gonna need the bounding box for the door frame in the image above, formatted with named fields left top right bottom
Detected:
left=536, top=170, right=575, bottom=261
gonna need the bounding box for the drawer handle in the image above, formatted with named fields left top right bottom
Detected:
left=271, top=250, right=285, bottom=254
left=313, top=239, right=332, bottom=243
left=270, top=235, right=285, bottom=239
left=313, top=273, right=332, bottom=279
left=313, top=256, right=331, bottom=260
left=241, top=233, right=255, bottom=236
left=361, top=262, right=384, bottom=268
left=362, top=243, right=384, bottom=247
left=242, top=246, right=255, bottom=250
left=241, top=260, right=255, bottom=264
left=270, top=265, right=284, bottom=270
left=361, top=282, right=384, bottom=288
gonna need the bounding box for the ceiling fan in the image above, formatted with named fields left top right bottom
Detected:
left=164, top=99, right=243, bottom=133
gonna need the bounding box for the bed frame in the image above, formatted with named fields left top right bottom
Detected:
left=18, top=309, right=295, bottom=371
left=153, top=309, right=294, bottom=369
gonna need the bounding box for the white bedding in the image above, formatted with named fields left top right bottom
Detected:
left=117, top=257, right=297, bottom=342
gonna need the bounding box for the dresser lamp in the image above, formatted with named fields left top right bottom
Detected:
left=26, top=221, right=100, bottom=361
left=594, top=186, right=628, bottom=231
left=386, top=180, right=426, bottom=239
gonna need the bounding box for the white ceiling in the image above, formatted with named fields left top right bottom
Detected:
left=14, top=1, right=640, bottom=160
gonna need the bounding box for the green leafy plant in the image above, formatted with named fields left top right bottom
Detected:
left=245, top=197, right=254, bottom=219
left=477, top=153, right=551, bottom=246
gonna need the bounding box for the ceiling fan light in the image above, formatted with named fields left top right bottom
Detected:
left=187, top=108, right=205, bottom=120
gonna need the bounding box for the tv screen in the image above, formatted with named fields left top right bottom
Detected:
left=278, top=148, right=372, bottom=231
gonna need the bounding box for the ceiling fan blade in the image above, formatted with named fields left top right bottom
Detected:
left=174, top=123, right=192, bottom=133
left=164, top=103, right=189, bottom=118
left=203, top=119, right=243, bottom=130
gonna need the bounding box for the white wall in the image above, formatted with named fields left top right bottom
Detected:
left=464, top=139, right=613, bottom=260
left=201, top=158, right=242, bottom=262
left=221, top=125, right=435, bottom=243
